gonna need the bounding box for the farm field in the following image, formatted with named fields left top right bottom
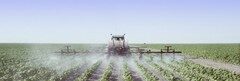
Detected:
left=0, top=43, right=240, bottom=81
left=140, top=44, right=240, bottom=65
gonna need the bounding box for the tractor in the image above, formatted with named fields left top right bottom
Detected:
left=107, top=34, right=130, bottom=56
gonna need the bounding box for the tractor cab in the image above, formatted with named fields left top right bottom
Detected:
left=108, top=34, right=130, bottom=55
left=111, top=35, right=125, bottom=41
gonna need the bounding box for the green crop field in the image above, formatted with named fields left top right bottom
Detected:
left=143, top=44, right=240, bottom=65
left=0, top=43, right=240, bottom=81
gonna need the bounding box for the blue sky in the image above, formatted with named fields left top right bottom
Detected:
left=0, top=0, right=239, bottom=43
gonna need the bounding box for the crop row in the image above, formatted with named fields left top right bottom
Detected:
left=54, top=62, right=85, bottom=81
left=122, top=63, right=133, bottom=81
left=147, top=61, right=185, bottom=81
left=100, top=62, right=114, bottom=81
left=170, top=61, right=240, bottom=81
left=76, top=61, right=102, bottom=81
left=135, top=61, right=158, bottom=81
left=1, top=66, right=57, bottom=81
left=161, top=60, right=216, bottom=81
